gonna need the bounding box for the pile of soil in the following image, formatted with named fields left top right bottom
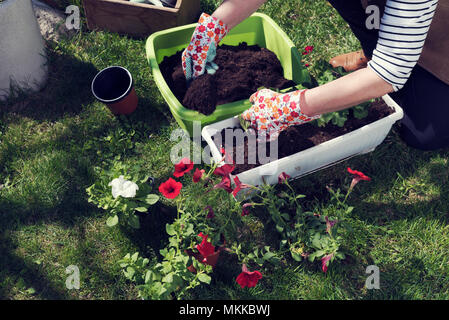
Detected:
left=159, top=43, right=296, bottom=115
left=220, top=99, right=394, bottom=174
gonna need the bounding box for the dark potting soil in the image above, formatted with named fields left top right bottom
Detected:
left=159, top=43, right=296, bottom=115
left=220, top=99, right=394, bottom=174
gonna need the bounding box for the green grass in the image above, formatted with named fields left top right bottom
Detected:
left=1, top=0, right=448, bottom=300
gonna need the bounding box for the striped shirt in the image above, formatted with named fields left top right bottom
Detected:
left=367, top=0, right=439, bottom=91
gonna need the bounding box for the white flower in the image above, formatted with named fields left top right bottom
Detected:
left=108, top=175, right=139, bottom=199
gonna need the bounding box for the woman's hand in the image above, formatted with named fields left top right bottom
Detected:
left=182, top=13, right=229, bottom=82
left=240, top=89, right=321, bottom=140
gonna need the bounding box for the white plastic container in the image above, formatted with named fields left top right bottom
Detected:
left=202, top=95, right=403, bottom=196
left=0, top=0, right=48, bottom=101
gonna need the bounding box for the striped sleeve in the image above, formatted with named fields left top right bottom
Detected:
left=367, top=0, right=439, bottom=91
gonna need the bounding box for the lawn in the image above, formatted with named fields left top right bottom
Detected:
left=0, top=0, right=448, bottom=300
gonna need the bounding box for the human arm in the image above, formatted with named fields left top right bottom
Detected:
left=212, top=0, right=268, bottom=29
left=243, top=0, right=438, bottom=134
left=182, top=0, right=267, bottom=80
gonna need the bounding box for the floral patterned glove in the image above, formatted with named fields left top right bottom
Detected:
left=240, top=88, right=321, bottom=140
left=182, top=13, right=229, bottom=82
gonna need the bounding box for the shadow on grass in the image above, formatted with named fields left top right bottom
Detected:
left=0, top=237, right=69, bottom=299
left=0, top=48, right=99, bottom=122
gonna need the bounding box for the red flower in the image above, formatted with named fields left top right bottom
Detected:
left=283, top=95, right=290, bottom=103
left=173, top=158, right=194, bottom=178
left=193, top=168, right=205, bottom=183
left=241, top=203, right=252, bottom=216
left=173, top=158, right=193, bottom=178
left=205, top=206, right=215, bottom=219
left=236, top=264, right=262, bottom=289
left=305, top=64, right=310, bottom=67
left=347, top=167, right=370, bottom=181
left=207, top=22, right=215, bottom=29
left=213, top=175, right=233, bottom=193
left=321, top=253, right=334, bottom=273
left=195, top=46, right=203, bottom=53
left=347, top=167, right=371, bottom=190
left=196, top=232, right=216, bottom=264
left=194, top=65, right=202, bottom=72
left=213, top=164, right=235, bottom=177
left=278, top=172, right=291, bottom=184
left=304, top=45, right=314, bottom=53
left=232, top=176, right=251, bottom=197
left=159, top=178, right=182, bottom=199
left=198, top=25, right=206, bottom=33
left=212, top=164, right=235, bottom=193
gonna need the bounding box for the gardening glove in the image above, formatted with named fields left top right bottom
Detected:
left=240, top=88, right=321, bottom=141
left=182, top=13, right=229, bottom=82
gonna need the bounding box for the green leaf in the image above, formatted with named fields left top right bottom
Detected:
left=239, top=114, right=251, bottom=132
left=135, top=207, right=148, bottom=212
left=126, top=267, right=135, bottom=278
left=353, top=104, right=369, bottom=119
left=26, top=287, right=36, bottom=295
left=145, top=194, right=159, bottom=205
left=162, top=273, right=173, bottom=283
left=166, top=224, right=176, bottom=236
left=106, top=215, right=119, bottom=227
left=263, top=252, right=276, bottom=261
left=291, top=251, right=302, bottom=262
left=198, top=273, right=211, bottom=284
left=276, top=225, right=284, bottom=233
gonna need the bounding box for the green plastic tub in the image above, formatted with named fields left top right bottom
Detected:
left=146, top=12, right=311, bottom=136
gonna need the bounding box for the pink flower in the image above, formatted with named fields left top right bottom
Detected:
left=321, top=253, right=334, bottom=273
left=232, top=176, right=251, bottom=197
left=205, top=206, right=215, bottom=219
left=236, top=264, right=262, bottom=289
left=241, top=203, right=252, bottom=216
left=198, top=25, right=206, bottom=33
left=347, top=167, right=371, bottom=190
left=325, top=216, right=338, bottom=234
left=213, top=175, right=233, bottom=193
left=278, top=172, right=291, bottom=184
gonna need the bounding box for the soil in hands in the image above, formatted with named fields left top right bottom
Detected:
left=220, top=99, right=394, bottom=174
left=159, top=43, right=296, bottom=115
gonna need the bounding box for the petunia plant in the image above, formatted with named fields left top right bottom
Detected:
left=116, top=150, right=372, bottom=299
left=86, top=162, right=159, bottom=229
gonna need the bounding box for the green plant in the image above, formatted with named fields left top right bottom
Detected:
left=311, top=59, right=372, bottom=127
left=86, top=162, right=159, bottom=228
left=247, top=177, right=346, bottom=269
